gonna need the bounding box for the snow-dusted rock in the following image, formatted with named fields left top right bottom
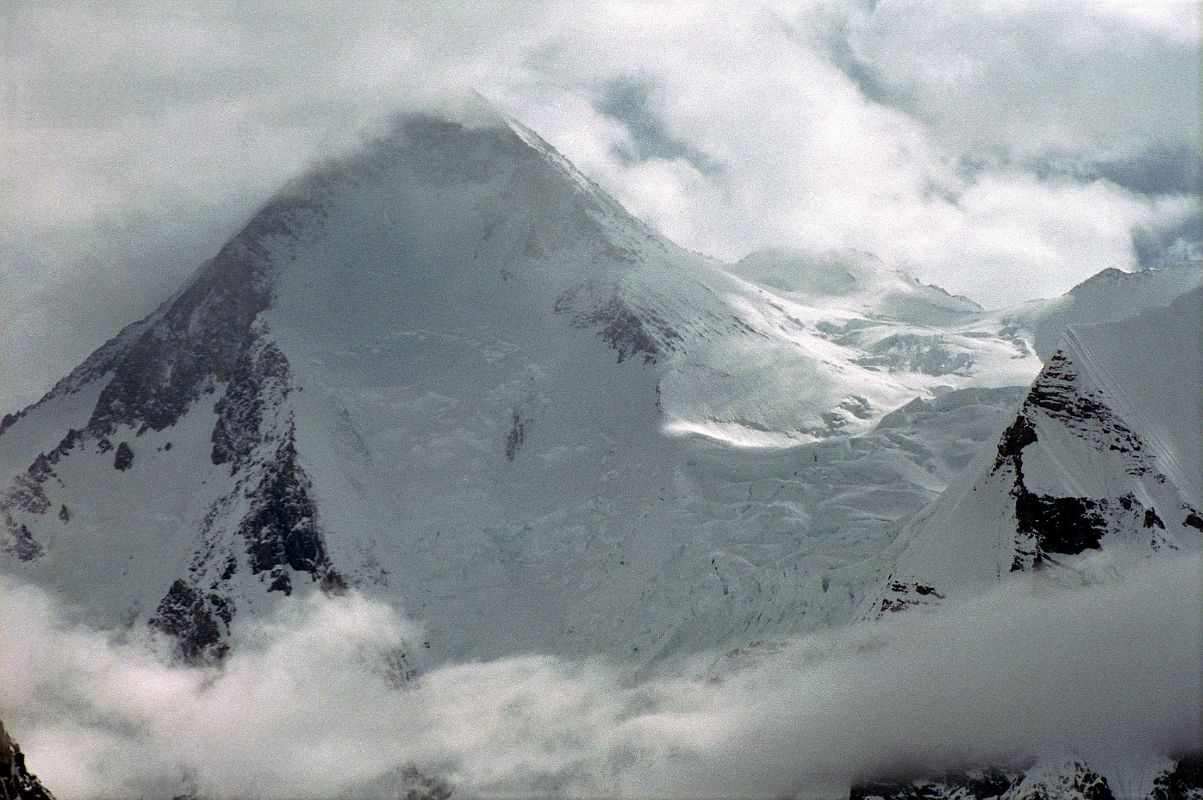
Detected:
left=0, top=720, right=55, bottom=800
left=868, top=286, right=1202, bottom=617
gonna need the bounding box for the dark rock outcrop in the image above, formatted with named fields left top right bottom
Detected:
left=554, top=284, right=682, bottom=364
left=398, top=765, right=454, bottom=800
left=211, top=335, right=292, bottom=471
left=113, top=441, right=134, bottom=471
left=146, top=320, right=338, bottom=660
left=148, top=579, right=233, bottom=664
left=82, top=195, right=317, bottom=439
left=1, top=523, right=43, bottom=562
left=505, top=413, right=525, bottom=461
left=239, top=427, right=329, bottom=590
left=850, top=760, right=1116, bottom=800
left=876, top=579, right=945, bottom=616
left=1149, top=753, right=1203, bottom=800
left=0, top=720, right=55, bottom=800
left=0, top=194, right=322, bottom=590
left=851, top=766, right=1020, bottom=800
left=1023, top=352, right=1148, bottom=476
left=989, top=351, right=1169, bottom=571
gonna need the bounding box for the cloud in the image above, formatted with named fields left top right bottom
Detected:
left=594, top=76, right=722, bottom=178
left=842, top=0, right=1200, bottom=158
left=2, top=553, right=1199, bottom=799
left=1, top=1, right=1198, bottom=411
left=1095, top=145, right=1203, bottom=198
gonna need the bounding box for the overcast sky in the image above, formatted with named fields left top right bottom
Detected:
left=1, top=1, right=1199, bottom=411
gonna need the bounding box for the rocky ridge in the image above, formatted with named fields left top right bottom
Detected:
left=0, top=721, right=54, bottom=800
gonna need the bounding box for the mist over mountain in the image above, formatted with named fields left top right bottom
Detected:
left=3, top=4, right=1201, bottom=794
left=1, top=102, right=1198, bottom=799
left=0, top=109, right=1053, bottom=668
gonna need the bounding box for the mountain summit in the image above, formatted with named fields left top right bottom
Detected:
left=0, top=110, right=1039, bottom=666
left=871, top=285, right=1202, bottom=616
left=1, top=108, right=1193, bottom=677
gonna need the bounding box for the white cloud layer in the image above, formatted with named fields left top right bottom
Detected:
left=1, top=1, right=1199, bottom=410
left=2, top=554, right=1199, bottom=799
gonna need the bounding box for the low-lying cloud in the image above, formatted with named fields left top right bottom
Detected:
left=2, top=554, right=1199, bottom=799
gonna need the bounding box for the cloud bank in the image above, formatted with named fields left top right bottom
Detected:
left=1, top=1, right=1199, bottom=410
left=2, top=554, right=1199, bottom=799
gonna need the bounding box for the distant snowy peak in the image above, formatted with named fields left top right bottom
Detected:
left=992, top=259, right=1203, bottom=361
left=869, top=286, right=1203, bottom=616
left=727, top=247, right=982, bottom=325
left=670, top=247, right=1042, bottom=446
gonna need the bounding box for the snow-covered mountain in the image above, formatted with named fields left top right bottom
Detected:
left=869, top=285, right=1202, bottom=616
left=670, top=246, right=1041, bottom=446
left=0, top=106, right=1196, bottom=677
left=990, top=261, right=1203, bottom=361
left=1, top=103, right=1200, bottom=800
left=0, top=108, right=1034, bottom=667
left=851, top=282, right=1201, bottom=800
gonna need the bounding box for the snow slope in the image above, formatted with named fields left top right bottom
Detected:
left=0, top=104, right=1196, bottom=678
left=670, top=247, right=1041, bottom=445
left=868, top=284, right=1202, bottom=616
left=0, top=108, right=1042, bottom=668
left=851, top=284, right=1203, bottom=800
left=978, top=260, right=1202, bottom=361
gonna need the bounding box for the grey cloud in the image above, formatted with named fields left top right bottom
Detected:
left=1031, top=146, right=1202, bottom=199
left=1, top=555, right=1198, bottom=799
left=1097, top=144, right=1203, bottom=197
left=1, top=1, right=1199, bottom=411
left=805, top=3, right=910, bottom=111
left=1039, top=146, right=1203, bottom=267
left=845, top=0, right=1200, bottom=159
left=1133, top=211, right=1202, bottom=267
left=596, top=76, right=722, bottom=177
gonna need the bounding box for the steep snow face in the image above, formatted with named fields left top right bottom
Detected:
left=868, top=286, right=1203, bottom=617
left=0, top=111, right=1045, bottom=666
